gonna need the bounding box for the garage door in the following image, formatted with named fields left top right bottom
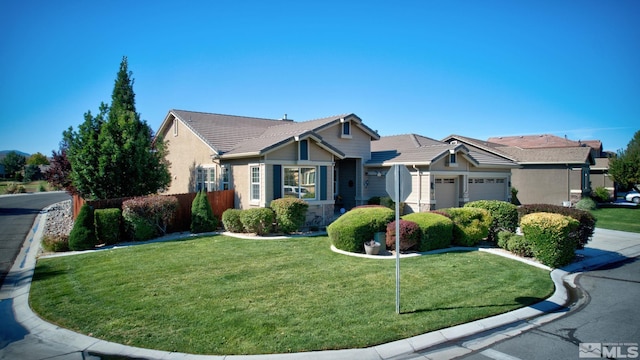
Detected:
left=468, top=178, right=507, bottom=202
left=435, top=178, right=456, bottom=209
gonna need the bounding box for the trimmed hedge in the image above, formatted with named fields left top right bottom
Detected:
left=442, top=207, right=492, bottom=246
left=221, top=209, right=244, bottom=233
left=239, top=208, right=275, bottom=235
left=122, top=195, right=179, bottom=241
left=521, top=212, right=579, bottom=268
left=69, top=204, right=98, bottom=251
left=402, top=212, right=453, bottom=251
left=191, top=191, right=218, bottom=234
left=518, top=204, right=596, bottom=249
left=464, top=200, right=518, bottom=241
left=270, top=197, right=309, bottom=233
left=497, top=230, right=533, bottom=257
left=327, top=207, right=395, bottom=253
left=385, top=220, right=421, bottom=251
left=94, top=208, right=121, bottom=245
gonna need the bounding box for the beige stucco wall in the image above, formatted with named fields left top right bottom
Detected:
left=159, top=117, right=218, bottom=195
left=511, top=165, right=589, bottom=206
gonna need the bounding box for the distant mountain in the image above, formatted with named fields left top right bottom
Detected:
left=0, top=150, right=31, bottom=159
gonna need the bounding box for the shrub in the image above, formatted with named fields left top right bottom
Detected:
left=68, top=204, right=98, bottom=251
left=270, top=197, right=309, bottom=233
left=239, top=208, right=275, bottom=235
left=497, top=231, right=533, bottom=257
left=367, top=196, right=381, bottom=205
left=191, top=191, right=218, bottom=234
left=327, top=207, right=395, bottom=253
left=5, top=183, right=26, bottom=194
left=222, top=209, right=244, bottom=233
left=402, top=212, right=453, bottom=251
left=122, top=195, right=178, bottom=241
left=518, top=204, right=596, bottom=249
left=465, top=200, right=518, bottom=241
left=385, top=220, right=421, bottom=251
left=521, top=212, right=580, bottom=268
left=38, top=183, right=47, bottom=192
left=94, top=208, right=121, bottom=245
left=575, top=197, right=597, bottom=211
left=380, top=196, right=405, bottom=215
left=41, top=234, right=69, bottom=252
left=591, top=186, right=611, bottom=203
left=442, top=207, right=491, bottom=246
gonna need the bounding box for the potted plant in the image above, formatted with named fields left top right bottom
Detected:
left=364, top=239, right=381, bottom=255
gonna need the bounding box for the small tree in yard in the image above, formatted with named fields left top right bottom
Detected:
left=609, top=130, right=640, bottom=191
left=1, top=151, right=26, bottom=179
left=191, top=190, right=217, bottom=233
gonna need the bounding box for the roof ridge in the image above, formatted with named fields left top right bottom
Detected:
left=171, top=109, right=280, bottom=122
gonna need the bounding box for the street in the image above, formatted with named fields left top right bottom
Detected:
left=0, top=192, right=71, bottom=284
left=459, top=257, right=640, bottom=360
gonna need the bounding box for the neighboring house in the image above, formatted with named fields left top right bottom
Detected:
left=155, top=110, right=380, bottom=225
left=443, top=134, right=595, bottom=206
left=364, top=134, right=518, bottom=212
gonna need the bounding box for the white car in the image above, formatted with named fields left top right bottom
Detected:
left=283, top=186, right=309, bottom=196
left=625, top=191, right=640, bottom=204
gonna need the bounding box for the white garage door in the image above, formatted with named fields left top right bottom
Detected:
left=435, top=178, right=457, bottom=209
left=468, top=178, right=507, bottom=202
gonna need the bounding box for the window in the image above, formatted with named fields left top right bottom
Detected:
left=343, top=122, right=350, bottom=136
left=496, top=178, right=505, bottom=183
left=449, top=153, right=457, bottom=164
left=221, top=165, right=230, bottom=190
left=250, top=165, right=260, bottom=202
left=195, top=166, right=216, bottom=191
left=284, top=166, right=316, bottom=200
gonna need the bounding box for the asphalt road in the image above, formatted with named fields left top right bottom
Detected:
left=460, top=257, right=640, bottom=360
left=0, top=192, right=71, bottom=285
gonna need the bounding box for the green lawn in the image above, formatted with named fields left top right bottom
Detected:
left=30, top=235, right=553, bottom=355
left=591, top=206, right=640, bottom=233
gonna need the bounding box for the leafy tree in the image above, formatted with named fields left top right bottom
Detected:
left=65, top=56, right=171, bottom=199
left=609, top=130, right=640, bottom=191
left=23, top=164, right=42, bottom=182
left=44, top=145, right=76, bottom=193
left=27, top=152, right=50, bottom=166
left=1, top=151, right=26, bottom=179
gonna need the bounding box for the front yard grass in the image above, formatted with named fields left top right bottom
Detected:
left=591, top=207, right=640, bottom=233
left=30, top=235, right=553, bottom=355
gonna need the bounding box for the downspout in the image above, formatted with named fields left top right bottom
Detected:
left=413, top=165, right=421, bottom=211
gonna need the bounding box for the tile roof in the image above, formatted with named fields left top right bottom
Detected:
left=168, top=110, right=376, bottom=158
left=496, top=146, right=594, bottom=164
left=368, top=134, right=484, bottom=166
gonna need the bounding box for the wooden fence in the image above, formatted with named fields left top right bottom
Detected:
left=72, top=190, right=235, bottom=233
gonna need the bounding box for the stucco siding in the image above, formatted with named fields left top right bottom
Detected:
left=159, top=118, right=216, bottom=195
left=511, top=165, right=588, bottom=206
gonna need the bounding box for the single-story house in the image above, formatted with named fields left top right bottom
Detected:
left=364, top=134, right=518, bottom=212
left=443, top=134, right=595, bottom=206
left=155, top=110, right=380, bottom=225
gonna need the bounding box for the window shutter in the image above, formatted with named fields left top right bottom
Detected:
left=300, top=140, right=309, bottom=161
left=320, top=166, right=327, bottom=200
left=273, top=165, right=282, bottom=199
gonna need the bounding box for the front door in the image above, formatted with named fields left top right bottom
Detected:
left=335, top=158, right=357, bottom=211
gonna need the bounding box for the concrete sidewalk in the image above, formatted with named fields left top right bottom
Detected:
left=2, top=207, right=640, bottom=360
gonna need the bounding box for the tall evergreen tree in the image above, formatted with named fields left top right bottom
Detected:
left=65, top=57, right=171, bottom=200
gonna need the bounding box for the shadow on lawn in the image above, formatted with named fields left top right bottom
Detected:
left=403, top=295, right=549, bottom=315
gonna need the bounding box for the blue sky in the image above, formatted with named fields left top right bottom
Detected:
left=1, top=1, right=638, bottom=156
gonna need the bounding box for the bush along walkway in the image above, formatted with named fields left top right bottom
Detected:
left=3, top=204, right=640, bottom=359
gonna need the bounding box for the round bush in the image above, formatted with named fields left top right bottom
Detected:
left=442, top=207, right=491, bottom=247
left=465, top=200, right=518, bottom=241
left=270, top=197, right=309, bottom=233
left=574, top=197, right=597, bottom=211
left=518, top=204, right=596, bottom=249
left=239, top=208, right=275, bottom=235
left=386, top=220, right=421, bottom=251
left=222, top=209, right=244, bottom=233
left=402, top=212, right=453, bottom=251
left=521, top=212, right=579, bottom=268
left=94, top=208, right=121, bottom=245
left=327, top=207, right=395, bottom=253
